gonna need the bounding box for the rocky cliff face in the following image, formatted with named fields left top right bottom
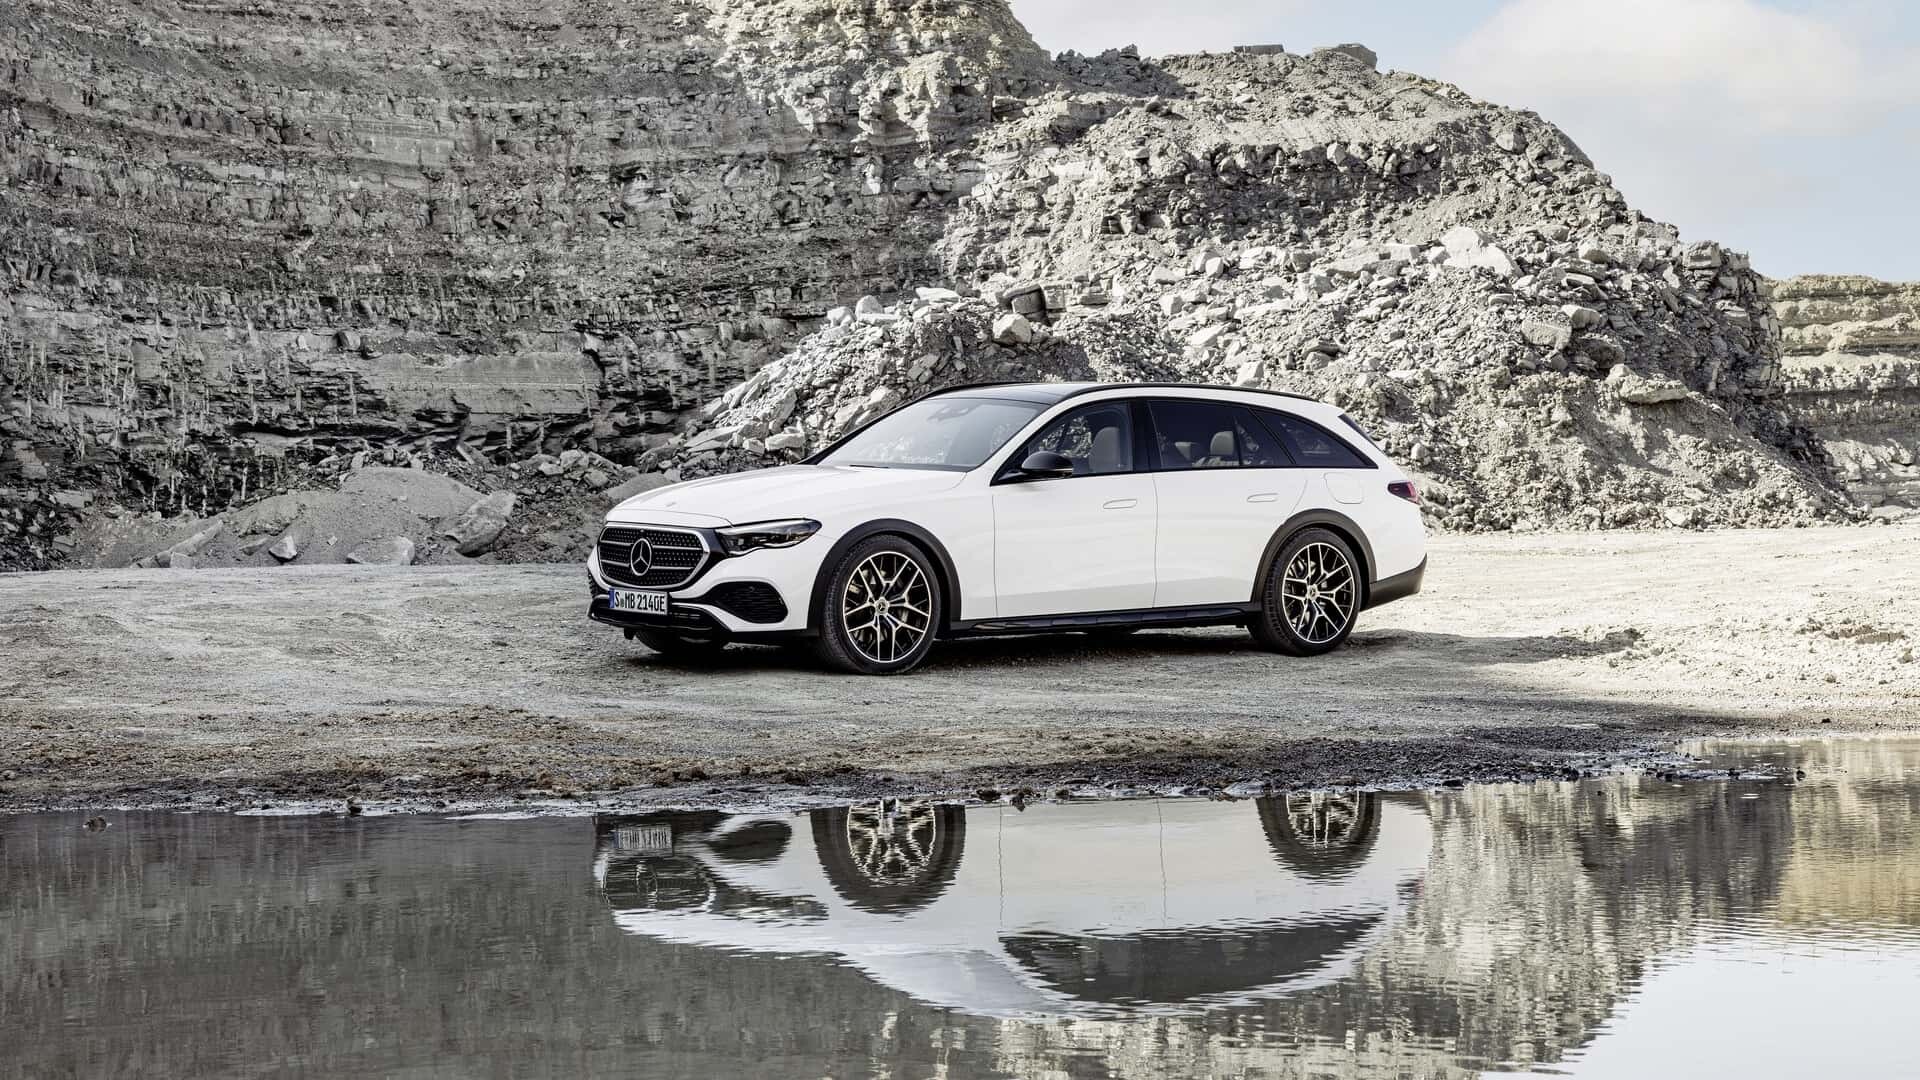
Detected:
left=0, top=0, right=1047, bottom=566
left=0, top=1, right=1862, bottom=568
left=1772, top=275, right=1920, bottom=513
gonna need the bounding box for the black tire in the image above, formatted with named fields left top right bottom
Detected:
left=1255, top=792, right=1381, bottom=881
left=1250, top=527, right=1362, bottom=656
left=812, top=535, right=942, bottom=675
left=631, top=627, right=729, bottom=659
left=809, top=803, right=967, bottom=914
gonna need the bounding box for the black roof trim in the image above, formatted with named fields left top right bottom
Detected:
left=917, top=381, right=1091, bottom=404
left=923, top=381, right=1325, bottom=407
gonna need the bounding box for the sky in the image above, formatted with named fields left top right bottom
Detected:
left=1013, top=0, right=1920, bottom=282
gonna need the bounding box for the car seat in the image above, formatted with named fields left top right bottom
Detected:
left=1089, top=424, right=1126, bottom=474
left=1196, top=430, right=1237, bottom=467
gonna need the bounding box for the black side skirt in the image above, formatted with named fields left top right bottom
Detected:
left=949, top=603, right=1260, bottom=637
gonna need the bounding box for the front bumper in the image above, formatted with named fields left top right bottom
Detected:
left=587, top=525, right=825, bottom=636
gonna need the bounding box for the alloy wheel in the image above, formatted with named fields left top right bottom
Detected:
left=841, top=550, right=933, bottom=665
left=1284, top=791, right=1365, bottom=849
left=842, top=800, right=942, bottom=887
left=1280, top=541, right=1357, bottom=645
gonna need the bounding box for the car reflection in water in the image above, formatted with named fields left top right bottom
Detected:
left=594, top=793, right=1432, bottom=1018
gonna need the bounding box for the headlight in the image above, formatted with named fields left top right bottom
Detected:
left=717, top=519, right=821, bottom=555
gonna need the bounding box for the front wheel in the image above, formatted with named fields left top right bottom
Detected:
left=1250, top=528, right=1362, bottom=656
left=813, top=536, right=942, bottom=675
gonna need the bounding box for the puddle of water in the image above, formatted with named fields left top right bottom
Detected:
left=5, top=737, right=1920, bottom=1078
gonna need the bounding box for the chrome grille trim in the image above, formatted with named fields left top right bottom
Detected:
left=596, top=524, right=713, bottom=591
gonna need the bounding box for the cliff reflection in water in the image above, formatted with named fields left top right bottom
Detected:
left=5, top=738, right=1920, bottom=1079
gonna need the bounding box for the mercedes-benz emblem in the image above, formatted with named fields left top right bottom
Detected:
left=628, top=538, right=655, bottom=577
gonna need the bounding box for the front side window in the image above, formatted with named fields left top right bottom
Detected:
left=1261, top=410, right=1372, bottom=469
left=1149, top=400, right=1247, bottom=470
left=818, top=395, right=1043, bottom=471
left=1011, top=402, right=1134, bottom=476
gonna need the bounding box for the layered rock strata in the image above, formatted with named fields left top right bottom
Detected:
left=1772, top=275, right=1920, bottom=512
left=0, top=0, right=1047, bottom=566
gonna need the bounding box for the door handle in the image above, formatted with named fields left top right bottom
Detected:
left=1103, top=498, right=1138, bottom=510
left=1246, top=493, right=1280, bottom=503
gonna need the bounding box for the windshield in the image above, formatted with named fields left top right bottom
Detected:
left=817, top=396, right=1044, bottom=471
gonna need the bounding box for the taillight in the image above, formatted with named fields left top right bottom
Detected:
left=1388, top=481, right=1419, bottom=504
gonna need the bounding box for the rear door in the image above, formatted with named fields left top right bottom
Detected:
left=990, top=400, right=1157, bottom=617
left=1147, top=399, right=1308, bottom=608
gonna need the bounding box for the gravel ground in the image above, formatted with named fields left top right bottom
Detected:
left=1, top=526, right=1915, bottom=812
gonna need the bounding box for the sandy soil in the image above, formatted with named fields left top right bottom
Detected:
left=1, top=526, right=1915, bottom=811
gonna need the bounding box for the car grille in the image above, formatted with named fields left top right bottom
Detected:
left=701, top=582, right=788, bottom=624
left=597, top=525, right=711, bottom=590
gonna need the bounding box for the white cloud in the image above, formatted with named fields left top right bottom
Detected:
left=1441, top=0, right=1920, bottom=275
left=1452, top=0, right=1916, bottom=136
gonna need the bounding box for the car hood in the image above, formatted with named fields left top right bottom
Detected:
left=610, top=465, right=967, bottom=526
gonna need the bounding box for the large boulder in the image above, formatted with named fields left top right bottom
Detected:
left=443, top=492, right=517, bottom=557
left=993, top=312, right=1036, bottom=345
left=344, top=536, right=416, bottom=566
left=1440, top=226, right=1518, bottom=279
left=267, top=523, right=307, bottom=563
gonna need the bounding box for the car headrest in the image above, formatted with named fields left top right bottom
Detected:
left=1090, top=425, right=1124, bottom=473
left=1209, top=431, right=1237, bottom=458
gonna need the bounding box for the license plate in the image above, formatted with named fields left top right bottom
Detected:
left=613, top=824, right=673, bottom=856
left=609, top=590, right=670, bottom=616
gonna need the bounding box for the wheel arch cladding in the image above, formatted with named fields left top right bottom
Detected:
left=807, top=519, right=961, bottom=632
left=1253, top=509, right=1376, bottom=606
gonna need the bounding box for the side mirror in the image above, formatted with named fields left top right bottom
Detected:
left=1016, top=451, right=1076, bottom=480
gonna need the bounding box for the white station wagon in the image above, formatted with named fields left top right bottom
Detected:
left=588, top=382, right=1426, bottom=674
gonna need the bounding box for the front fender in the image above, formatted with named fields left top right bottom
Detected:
left=805, top=519, right=964, bottom=634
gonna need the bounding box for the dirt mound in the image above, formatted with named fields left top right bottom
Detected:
left=665, top=45, right=1851, bottom=531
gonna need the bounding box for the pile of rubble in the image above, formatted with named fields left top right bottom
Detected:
left=3, top=2, right=1874, bottom=569
left=640, top=292, right=1132, bottom=479
left=663, top=44, right=1849, bottom=531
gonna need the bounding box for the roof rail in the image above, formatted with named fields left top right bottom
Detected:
left=918, top=380, right=1028, bottom=398
left=921, top=380, right=1325, bottom=405
left=1057, top=382, right=1324, bottom=405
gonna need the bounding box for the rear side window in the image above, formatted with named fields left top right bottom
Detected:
left=1259, top=410, right=1372, bottom=469
left=1148, top=400, right=1245, bottom=469
left=1234, top=409, right=1291, bottom=467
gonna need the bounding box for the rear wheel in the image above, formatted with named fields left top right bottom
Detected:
left=813, top=536, right=942, bottom=675
left=1251, top=528, right=1362, bottom=656
left=631, top=627, right=729, bottom=659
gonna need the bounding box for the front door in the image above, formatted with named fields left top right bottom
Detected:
left=991, top=401, right=1157, bottom=617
